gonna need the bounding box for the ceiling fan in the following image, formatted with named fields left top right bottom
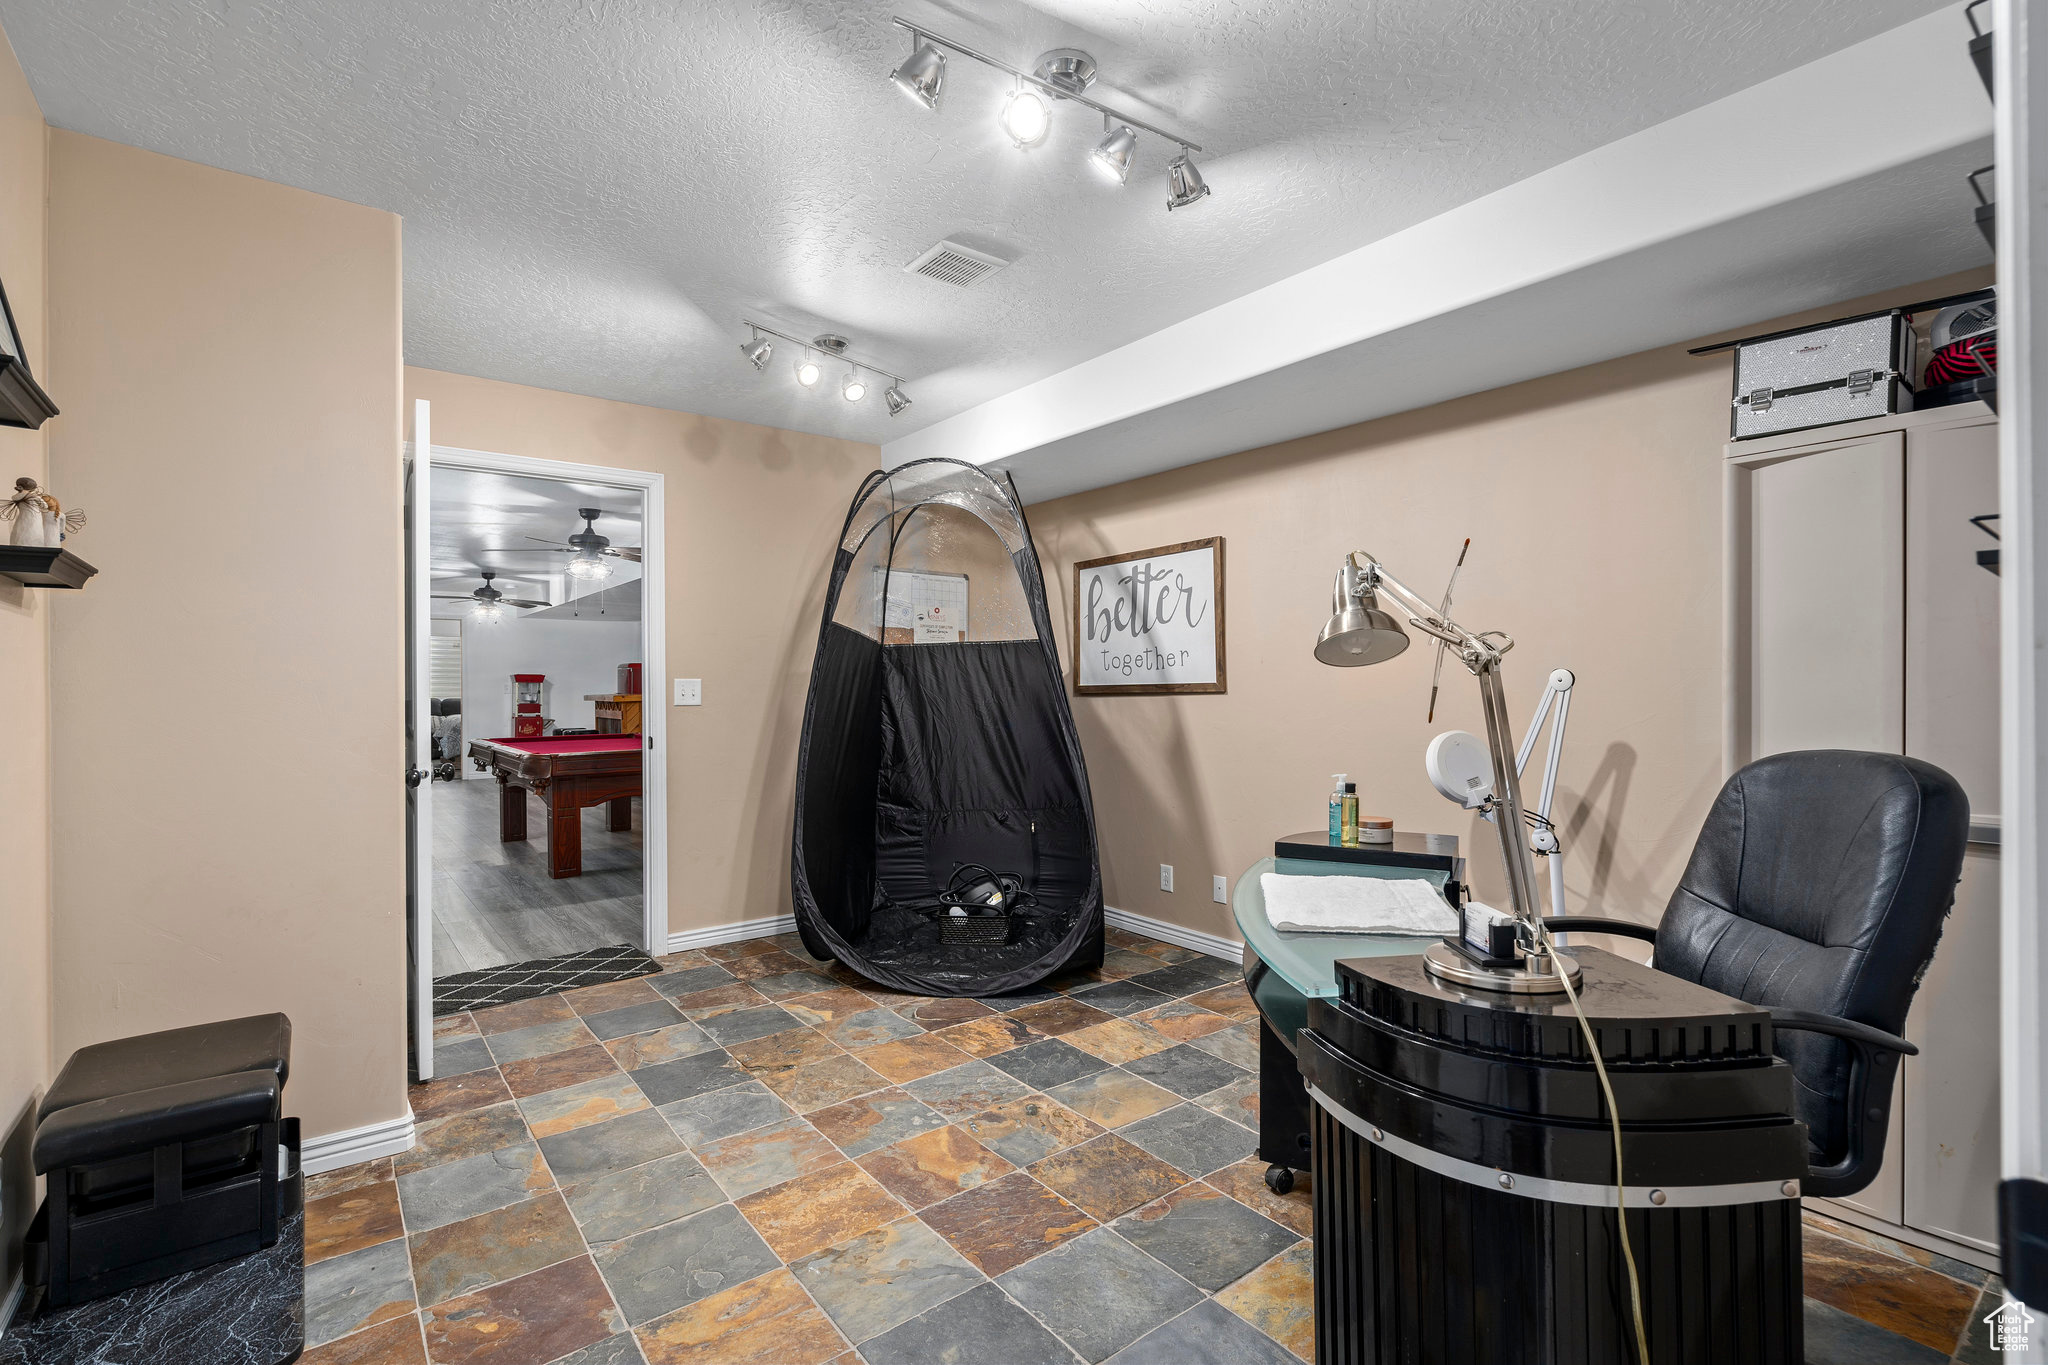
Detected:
left=504, top=507, right=641, bottom=580
left=432, top=570, right=550, bottom=622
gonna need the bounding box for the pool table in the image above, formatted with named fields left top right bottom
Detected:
left=467, top=734, right=643, bottom=879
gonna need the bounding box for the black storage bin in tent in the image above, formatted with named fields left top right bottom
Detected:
left=792, top=459, right=1104, bottom=996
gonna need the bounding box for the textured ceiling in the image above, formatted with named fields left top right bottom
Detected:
left=2, top=0, right=1949, bottom=447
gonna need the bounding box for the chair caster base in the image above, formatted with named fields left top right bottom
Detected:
left=1265, top=1164, right=1296, bottom=1196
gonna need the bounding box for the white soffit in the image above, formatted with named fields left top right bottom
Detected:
left=884, top=6, right=1994, bottom=502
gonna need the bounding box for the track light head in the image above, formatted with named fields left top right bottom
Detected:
left=843, top=370, right=867, bottom=403
left=1090, top=122, right=1139, bottom=185
left=1165, top=151, right=1210, bottom=210
left=740, top=334, right=773, bottom=370
left=795, top=354, right=822, bottom=387
left=891, top=39, right=946, bottom=110
left=884, top=384, right=912, bottom=417
left=1001, top=85, right=1052, bottom=148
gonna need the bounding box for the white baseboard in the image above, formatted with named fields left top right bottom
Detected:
left=663, top=908, right=1238, bottom=965
left=667, top=914, right=797, bottom=956
left=1104, top=905, right=1244, bottom=962
left=302, top=1113, right=417, bottom=1176
left=0, top=1271, right=21, bottom=1338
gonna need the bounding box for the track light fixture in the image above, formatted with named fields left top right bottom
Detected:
left=738, top=321, right=913, bottom=416
left=890, top=38, right=946, bottom=110
left=740, top=330, right=773, bottom=370
left=885, top=17, right=1210, bottom=211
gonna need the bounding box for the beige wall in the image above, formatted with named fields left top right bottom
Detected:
left=1029, top=269, right=1991, bottom=944
left=0, top=23, right=48, bottom=1302
left=46, top=132, right=407, bottom=1141
left=404, top=367, right=876, bottom=937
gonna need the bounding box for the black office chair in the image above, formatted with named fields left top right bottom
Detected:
left=1547, top=749, right=1969, bottom=1198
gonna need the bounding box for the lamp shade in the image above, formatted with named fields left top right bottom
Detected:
left=1090, top=124, right=1139, bottom=184
left=1314, top=567, right=1410, bottom=666
left=1165, top=153, right=1211, bottom=210
left=891, top=42, right=946, bottom=110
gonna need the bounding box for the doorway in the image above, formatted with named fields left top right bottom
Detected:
left=404, top=403, right=667, bottom=1079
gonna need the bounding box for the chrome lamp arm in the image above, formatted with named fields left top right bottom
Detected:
left=1329, top=552, right=1545, bottom=929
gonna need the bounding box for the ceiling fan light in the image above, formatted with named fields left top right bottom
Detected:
left=740, top=335, right=773, bottom=370
left=891, top=40, right=946, bottom=110
left=884, top=384, right=912, bottom=416
left=1165, top=151, right=1210, bottom=209
left=470, top=598, right=504, bottom=624
left=567, top=553, right=614, bottom=581
left=1090, top=123, right=1138, bottom=184
left=1001, top=86, right=1052, bottom=148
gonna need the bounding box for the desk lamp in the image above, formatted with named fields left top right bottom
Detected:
left=1316, top=550, right=1579, bottom=994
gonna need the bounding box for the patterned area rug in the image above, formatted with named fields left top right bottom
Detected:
left=433, top=943, right=663, bottom=1015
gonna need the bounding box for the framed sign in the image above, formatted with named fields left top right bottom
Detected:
left=1072, top=537, right=1225, bottom=695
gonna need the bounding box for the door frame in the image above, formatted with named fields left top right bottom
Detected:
left=423, top=441, right=670, bottom=965
left=405, top=402, right=435, bottom=1081
left=1997, top=0, right=2048, bottom=1327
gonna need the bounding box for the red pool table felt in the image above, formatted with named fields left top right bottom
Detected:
left=481, top=735, right=641, bottom=756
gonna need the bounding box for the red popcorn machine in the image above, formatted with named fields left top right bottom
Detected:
left=512, top=674, right=549, bottom=738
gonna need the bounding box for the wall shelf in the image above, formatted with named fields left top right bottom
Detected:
left=0, top=354, right=58, bottom=430
left=0, top=544, right=98, bottom=588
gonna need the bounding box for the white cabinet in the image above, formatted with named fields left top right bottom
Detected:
left=1726, top=404, right=2001, bottom=1267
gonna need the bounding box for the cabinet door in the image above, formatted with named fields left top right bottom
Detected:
left=1748, top=433, right=1905, bottom=760
left=1905, top=419, right=2000, bottom=821
left=1902, top=418, right=2001, bottom=1253
left=1744, top=431, right=1906, bottom=1225
left=1904, top=845, right=2001, bottom=1252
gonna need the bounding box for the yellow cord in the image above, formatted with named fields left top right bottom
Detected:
left=1530, top=919, right=1651, bottom=1365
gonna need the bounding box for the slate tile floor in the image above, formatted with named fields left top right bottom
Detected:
left=302, top=927, right=2007, bottom=1364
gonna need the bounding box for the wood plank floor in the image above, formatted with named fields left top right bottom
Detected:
left=430, top=775, right=643, bottom=977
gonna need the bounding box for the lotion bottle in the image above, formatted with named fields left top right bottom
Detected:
left=1341, top=782, right=1360, bottom=847
left=1328, top=774, right=1347, bottom=844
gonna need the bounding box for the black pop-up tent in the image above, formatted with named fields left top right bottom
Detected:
left=792, top=459, right=1104, bottom=996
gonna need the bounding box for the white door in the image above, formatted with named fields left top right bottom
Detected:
left=404, top=399, right=435, bottom=1080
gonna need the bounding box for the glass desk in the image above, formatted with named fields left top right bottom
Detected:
left=1232, top=854, right=1452, bottom=1004
left=1232, top=833, right=1462, bottom=1193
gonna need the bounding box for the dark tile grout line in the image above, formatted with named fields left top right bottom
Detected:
left=316, top=929, right=1283, bottom=1364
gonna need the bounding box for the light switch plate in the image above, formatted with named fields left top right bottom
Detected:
left=1159, top=864, right=1174, bottom=893
left=674, top=678, right=702, bottom=706
left=1212, top=875, right=1228, bottom=904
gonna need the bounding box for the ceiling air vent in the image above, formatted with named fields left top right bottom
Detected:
left=904, top=240, right=1009, bottom=287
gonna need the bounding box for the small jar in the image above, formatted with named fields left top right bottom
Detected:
left=1359, top=816, right=1395, bottom=845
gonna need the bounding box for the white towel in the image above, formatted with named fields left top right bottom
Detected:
left=1261, top=873, right=1458, bottom=936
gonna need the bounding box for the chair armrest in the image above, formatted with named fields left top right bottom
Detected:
left=1768, top=1007, right=1918, bottom=1057
left=1540, top=916, right=1657, bottom=943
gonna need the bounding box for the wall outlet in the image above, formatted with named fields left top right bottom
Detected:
left=1159, top=864, right=1174, bottom=893
left=674, top=678, right=702, bottom=706
left=1212, top=875, right=1228, bottom=904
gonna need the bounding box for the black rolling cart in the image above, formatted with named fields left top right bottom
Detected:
left=1231, top=831, right=1463, bottom=1196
